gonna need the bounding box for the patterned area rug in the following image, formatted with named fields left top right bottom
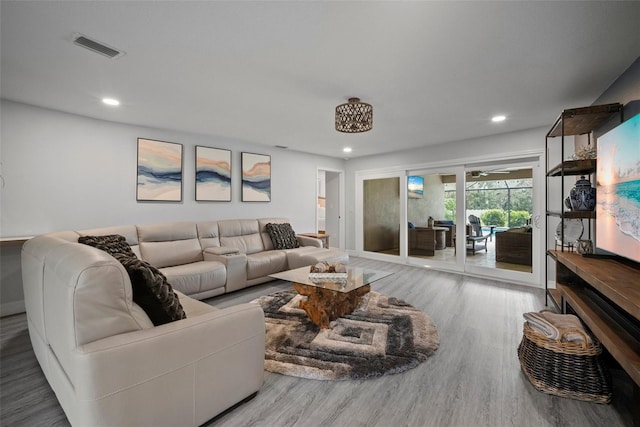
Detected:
left=252, top=289, right=439, bottom=380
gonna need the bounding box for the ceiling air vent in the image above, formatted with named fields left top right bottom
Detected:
left=72, top=33, right=125, bottom=59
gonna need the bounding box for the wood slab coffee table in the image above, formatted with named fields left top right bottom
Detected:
left=270, top=266, right=392, bottom=328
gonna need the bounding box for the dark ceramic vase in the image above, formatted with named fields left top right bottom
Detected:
left=570, top=176, right=596, bottom=211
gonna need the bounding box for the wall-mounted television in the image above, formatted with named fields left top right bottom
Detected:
left=596, top=113, right=640, bottom=263
left=408, top=175, right=424, bottom=199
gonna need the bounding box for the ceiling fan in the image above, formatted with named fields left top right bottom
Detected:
left=467, top=169, right=511, bottom=178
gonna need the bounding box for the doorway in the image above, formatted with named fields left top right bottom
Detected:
left=317, top=169, right=345, bottom=249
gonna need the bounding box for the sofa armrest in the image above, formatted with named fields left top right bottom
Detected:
left=203, top=251, right=248, bottom=292
left=203, top=246, right=240, bottom=256
left=296, top=235, right=323, bottom=248
left=73, top=303, right=265, bottom=426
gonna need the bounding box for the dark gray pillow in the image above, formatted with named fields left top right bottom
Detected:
left=266, top=223, right=300, bottom=250
left=78, top=234, right=135, bottom=257
left=79, top=234, right=186, bottom=326
left=114, top=254, right=186, bottom=326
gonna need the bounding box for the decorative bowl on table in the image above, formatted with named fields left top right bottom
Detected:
left=309, top=262, right=348, bottom=285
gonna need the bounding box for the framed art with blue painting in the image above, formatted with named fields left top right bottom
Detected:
left=408, top=175, right=424, bottom=199
left=136, top=138, right=183, bottom=202
left=242, top=152, right=271, bottom=202
left=195, top=146, right=231, bottom=201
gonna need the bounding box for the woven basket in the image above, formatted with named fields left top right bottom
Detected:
left=517, top=322, right=611, bottom=403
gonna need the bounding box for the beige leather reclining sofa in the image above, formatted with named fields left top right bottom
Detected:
left=21, top=217, right=346, bottom=426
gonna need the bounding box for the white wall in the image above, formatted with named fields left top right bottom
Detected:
left=0, top=100, right=344, bottom=314
left=1, top=100, right=346, bottom=235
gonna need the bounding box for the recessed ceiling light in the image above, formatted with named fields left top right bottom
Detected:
left=102, top=98, right=120, bottom=106
left=343, top=147, right=352, bottom=153
left=491, top=115, right=506, bottom=123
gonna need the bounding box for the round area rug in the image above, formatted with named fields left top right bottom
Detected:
left=252, top=289, right=439, bottom=380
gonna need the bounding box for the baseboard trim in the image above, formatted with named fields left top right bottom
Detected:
left=1, top=300, right=25, bottom=317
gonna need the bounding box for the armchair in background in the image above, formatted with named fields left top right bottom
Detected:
left=495, top=227, right=532, bottom=266
left=408, top=226, right=436, bottom=256
left=466, top=215, right=490, bottom=255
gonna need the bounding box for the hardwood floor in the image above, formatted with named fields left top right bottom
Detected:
left=1, top=257, right=633, bottom=426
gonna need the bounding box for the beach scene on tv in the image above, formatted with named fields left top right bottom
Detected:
left=596, top=113, right=640, bottom=263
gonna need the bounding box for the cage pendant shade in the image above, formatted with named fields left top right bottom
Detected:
left=335, top=97, right=373, bottom=133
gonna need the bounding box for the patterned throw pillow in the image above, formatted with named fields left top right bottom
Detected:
left=266, top=223, right=300, bottom=250
left=79, top=234, right=186, bottom=325
left=78, top=234, right=135, bottom=257
left=114, top=254, right=186, bottom=325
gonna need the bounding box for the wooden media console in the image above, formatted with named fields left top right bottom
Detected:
left=551, top=250, right=640, bottom=425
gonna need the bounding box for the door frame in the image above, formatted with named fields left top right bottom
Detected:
left=353, top=150, right=545, bottom=287
left=462, top=157, right=544, bottom=287
left=355, top=170, right=405, bottom=260
left=316, top=167, right=346, bottom=249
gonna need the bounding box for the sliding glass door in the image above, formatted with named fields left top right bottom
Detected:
left=463, top=160, right=542, bottom=285
left=406, top=170, right=458, bottom=266
left=355, top=156, right=543, bottom=287
left=358, top=174, right=402, bottom=259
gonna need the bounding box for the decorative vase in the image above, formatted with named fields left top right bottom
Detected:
left=570, top=176, right=596, bottom=211
left=428, top=216, right=434, bottom=228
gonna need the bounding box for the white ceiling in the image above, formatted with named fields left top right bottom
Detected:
left=1, top=1, right=639, bottom=159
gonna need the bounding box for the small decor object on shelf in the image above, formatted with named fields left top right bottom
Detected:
left=569, top=176, right=596, bottom=211
left=555, top=219, right=584, bottom=249
left=576, top=239, right=594, bottom=255
left=571, top=145, right=597, bottom=160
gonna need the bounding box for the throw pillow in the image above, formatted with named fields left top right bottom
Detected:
left=266, top=223, right=300, bottom=250
left=78, top=234, right=136, bottom=258
left=114, top=254, right=186, bottom=326
left=79, top=234, right=186, bottom=326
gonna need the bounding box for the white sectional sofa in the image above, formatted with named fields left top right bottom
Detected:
left=21, top=217, right=346, bottom=426
left=44, top=217, right=345, bottom=300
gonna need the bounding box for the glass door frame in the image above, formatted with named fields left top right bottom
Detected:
left=462, top=157, right=544, bottom=287
left=405, top=166, right=466, bottom=272
left=355, top=170, right=406, bottom=262
left=354, top=151, right=545, bottom=288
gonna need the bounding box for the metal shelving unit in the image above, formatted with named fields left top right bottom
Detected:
left=544, top=103, right=623, bottom=309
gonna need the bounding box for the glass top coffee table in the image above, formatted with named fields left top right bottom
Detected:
left=270, top=266, right=392, bottom=328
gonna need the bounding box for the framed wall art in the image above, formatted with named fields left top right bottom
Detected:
left=195, top=146, right=231, bottom=201
left=136, top=138, right=183, bottom=202
left=408, top=175, right=424, bottom=199
left=241, top=152, right=271, bottom=202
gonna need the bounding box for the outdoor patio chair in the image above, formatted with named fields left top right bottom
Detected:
left=467, top=215, right=490, bottom=255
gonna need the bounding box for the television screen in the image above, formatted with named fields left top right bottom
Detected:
left=596, top=113, right=640, bottom=263
left=408, top=176, right=424, bottom=199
